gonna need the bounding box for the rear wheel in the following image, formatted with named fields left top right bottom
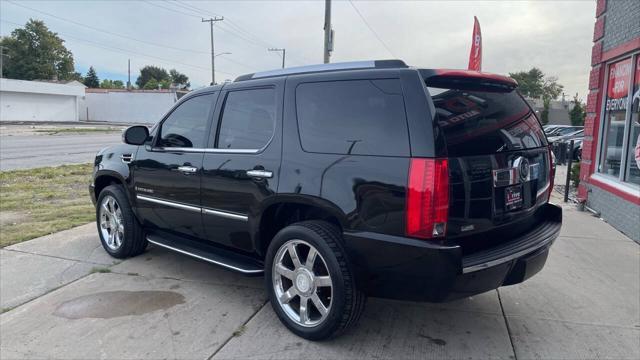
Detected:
left=96, top=185, right=147, bottom=259
left=265, top=221, right=366, bottom=340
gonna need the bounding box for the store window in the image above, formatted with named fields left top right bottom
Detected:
left=597, top=54, right=640, bottom=189
left=599, top=58, right=632, bottom=178
left=625, top=56, right=640, bottom=185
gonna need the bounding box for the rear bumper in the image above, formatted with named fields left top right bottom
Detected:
left=343, top=203, right=562, bottom=302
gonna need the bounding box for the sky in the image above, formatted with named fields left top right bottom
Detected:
left=1, top=0, right=596, bottom=99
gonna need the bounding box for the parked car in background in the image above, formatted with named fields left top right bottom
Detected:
left=543, top=125, right=564, bottom=134
left=90, top=60, right=562, bottom=340
left=546, top=125, right=583, bottom=137
left=548, top=129, right=584, bottom=144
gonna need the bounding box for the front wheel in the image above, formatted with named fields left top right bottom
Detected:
left=265, top=221, right=366, bottom=340
left=96, top=185, right=147, bottom=259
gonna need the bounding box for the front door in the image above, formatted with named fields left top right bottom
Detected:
left=201, top=80, right=283, bottom=253
left=133, top=92, right=218, bottom=240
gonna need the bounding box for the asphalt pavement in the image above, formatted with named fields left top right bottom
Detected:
left=1, top=194, right=638, bottom=359
left=0, top=129, right=122, bottom=171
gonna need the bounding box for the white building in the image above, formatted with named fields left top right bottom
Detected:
left=79, top=89, right=178, bottom=124
left=0, top=78, right=86, bottom=122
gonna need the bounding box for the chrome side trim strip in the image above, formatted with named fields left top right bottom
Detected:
left=136, top=195, right=201, bottom=212
left=136, top=194, right=248, bottom=221
left=202, top=208, right=248, bottom=221
left=153, top=147, right=259, bottom=154
left=147, top=237, right=263, bottom=274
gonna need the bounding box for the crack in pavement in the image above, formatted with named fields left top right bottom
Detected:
left=207, top=300, right=270, bottom=360
left=497, top=289, right=518, bottom=360
left=3, top=248, right=112, bottom=266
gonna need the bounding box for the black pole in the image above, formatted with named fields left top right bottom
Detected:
left=564, top=140, right=574, bottom=203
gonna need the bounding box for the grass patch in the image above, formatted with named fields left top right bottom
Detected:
left=35, top=127, right=121, bottom=135
left=0, top=163, right=94, bottom=247
left=232, top=325, right=246, bottom=337
left=90, top=267, right=112, bottom=274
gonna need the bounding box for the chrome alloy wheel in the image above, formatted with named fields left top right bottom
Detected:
left=99, top=195, right=124, bottom=251
left=273, top=239, right=333, bottom=327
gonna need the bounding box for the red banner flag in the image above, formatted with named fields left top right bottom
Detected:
left=468, top=16, right=482, bottom=71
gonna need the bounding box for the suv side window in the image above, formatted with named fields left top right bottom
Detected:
left=216, top=88, right=276, bottom=149
left=158, top=93, right=216, bottom=148
left=295, top=79, right=409, bottom=156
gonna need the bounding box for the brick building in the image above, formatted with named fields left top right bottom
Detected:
left=579, top=0, right=640, bottom=241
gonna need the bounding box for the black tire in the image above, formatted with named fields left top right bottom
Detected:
left=265, top=220, right=366, bottom=340
left=96, top=185, right=147, bottom=259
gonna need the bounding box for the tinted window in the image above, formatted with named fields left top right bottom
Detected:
left=296, top=79, right=409, bottom=156
left=217, top=88, right=276, bottom=149
left=158, top=93, right=215, bottom=148
left=429, top=88, right=546, bottom=156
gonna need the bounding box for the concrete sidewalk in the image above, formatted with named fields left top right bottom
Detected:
left=1, top=195, right=638, bottom=359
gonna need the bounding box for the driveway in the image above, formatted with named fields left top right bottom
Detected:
left=1, top=195, right=638, bottom=359
left=0, top=126, right=122, bottom=171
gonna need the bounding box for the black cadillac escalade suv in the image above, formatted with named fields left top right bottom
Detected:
left=90, top=60, right=561, bottom=340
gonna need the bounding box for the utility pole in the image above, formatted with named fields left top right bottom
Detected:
left=127, top=59, right=131, bottom=90
left=268, top=48, right=286, bottom=68
left=202, top=17, right=224, bottom=85
left=323, top=0, right=332, bottom=63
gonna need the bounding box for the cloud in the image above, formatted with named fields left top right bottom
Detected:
left=1, top=0, right=595, bottom=97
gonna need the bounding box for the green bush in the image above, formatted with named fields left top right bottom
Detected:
left=571, top=162, right=581, bottom=187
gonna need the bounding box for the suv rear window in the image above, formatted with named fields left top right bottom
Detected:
left=429, top=88, right=546, bottom=156
left=296, top=79, right=409, bottom=156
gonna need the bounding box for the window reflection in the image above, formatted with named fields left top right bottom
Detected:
left=625, top=56, right=640, bottom=185
left=430, top=88, right=545, bottom=156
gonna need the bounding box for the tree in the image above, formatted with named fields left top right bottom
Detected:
left=143, top=78, right=160, bottom=90
left=136, top=65, right=169, bottom=89
left=100, top=79, right=113, bottom=88
left=69, top=72, right=84, bottom=82
left=169, top=69, right=190, bottom=89
left=84, top=66, right=100, bottom=88
left=98, top=79, right=125, bottom=89
left=159, top=78, right=171, bottom=89
left=509, top=67, right=564, bottom=101
left=541, top=99, right=551, bottom=125
left=0, top=19, right=75, bottom=80
left=569, top=94, right=586, bottom=126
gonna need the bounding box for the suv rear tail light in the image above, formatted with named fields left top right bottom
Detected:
left=406, top=158, right=449, bottom=239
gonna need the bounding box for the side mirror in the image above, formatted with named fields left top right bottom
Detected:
left=122, top=126, right=149, bottom=145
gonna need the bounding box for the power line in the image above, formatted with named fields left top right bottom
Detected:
left=142, top=1, right=274, bottom=55
left=172, top=0, right=314, bottom=64
left=5, top=0, right=209, bottom=55
left=141, top=0, right=201, bottom=19
left=348, top=1, right=397, bottom=58
left=0, top=18, right=235, bottom=77
left=5, top=0, right=257, bottom=72
left=174, top=1, right=274, bottom=47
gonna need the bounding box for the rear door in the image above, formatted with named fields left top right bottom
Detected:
left=200, top=79, right=283, bottom=253
left=424, top=79, right=551, bottom=246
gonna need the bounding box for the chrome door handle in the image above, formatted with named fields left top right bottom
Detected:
left=177, top=166, right=198, bottom=174
left=246, top=169, right=273, bottom=178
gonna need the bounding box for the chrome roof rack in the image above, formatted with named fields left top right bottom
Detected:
left=235, top=59, right=407, bottom=82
